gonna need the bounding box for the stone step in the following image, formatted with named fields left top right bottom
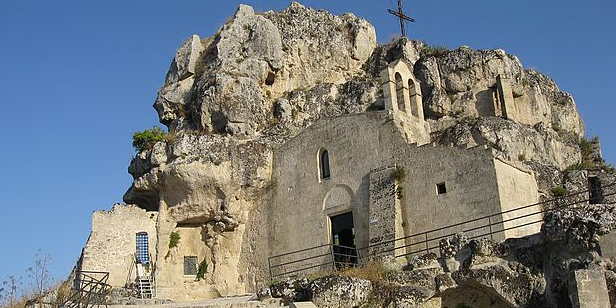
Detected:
left=289, top=302, right=317, bottom=308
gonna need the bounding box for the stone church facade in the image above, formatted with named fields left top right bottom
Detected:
left=269, top=59, right=540, bottom=269
left=77, top=59, right=542, bottom=300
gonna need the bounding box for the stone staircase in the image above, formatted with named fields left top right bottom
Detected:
left=137, top=276, right=153, bottom=299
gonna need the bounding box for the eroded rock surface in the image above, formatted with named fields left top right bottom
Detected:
left=112, top=1, right=611, bottom=301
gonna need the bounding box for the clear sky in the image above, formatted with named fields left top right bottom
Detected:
left=0, top=0, right=614, bottom=284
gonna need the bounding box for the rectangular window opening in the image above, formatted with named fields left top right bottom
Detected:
left=589, top=176, right=603, bottom=204
left=436, top=182, right=447, bottom=195
left=136, top=233, right=149, bottom=264
left=184, top=256, right=198, bottom=276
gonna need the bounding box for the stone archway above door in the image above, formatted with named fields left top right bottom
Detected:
left=322, top=184, right=355, bottom=216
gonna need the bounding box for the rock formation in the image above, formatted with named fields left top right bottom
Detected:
left=76, top=1, right=615, bottom=304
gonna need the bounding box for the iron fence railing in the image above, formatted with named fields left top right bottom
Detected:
left=268, top=181, right=616, bottom=279
left=62, top=271, right=111, bottom=308
left=269, top=243, right=360, bottom=278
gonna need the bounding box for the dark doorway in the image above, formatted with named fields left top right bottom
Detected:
left=330, top=212, right=357, bottom=267
left=589, top=176, right=604, bottom=204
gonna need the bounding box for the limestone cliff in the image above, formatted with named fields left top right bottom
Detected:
left=115, top=1, right=612, bottom=299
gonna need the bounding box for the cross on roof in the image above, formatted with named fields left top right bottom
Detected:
left=388, top=0, right=415, bottom=38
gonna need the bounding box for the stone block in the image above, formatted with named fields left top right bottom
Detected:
left=568, top=270, right=610, bottom=308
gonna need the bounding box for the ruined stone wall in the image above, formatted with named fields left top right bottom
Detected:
left=80, top=204, right=157, bottom=287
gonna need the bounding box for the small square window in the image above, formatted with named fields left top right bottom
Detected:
left=184, top=256, right=198, bottom=276
left=436, top=182, right=447, bottom=195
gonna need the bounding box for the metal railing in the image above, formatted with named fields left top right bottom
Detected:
left=126, top=253, right=156, bottom=299
left=269, top=243, right=361, bottom=278
left=268, top=182, right=616, bottom=279
left=62, top=271, right=111, bottom=308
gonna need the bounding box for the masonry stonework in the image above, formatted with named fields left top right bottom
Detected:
left=80, top=204, right=157, bottom=287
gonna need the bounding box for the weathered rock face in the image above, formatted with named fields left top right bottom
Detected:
left=432, top=117, right=580, bottom=170
left=116, top=1, right=606, bottom=301
left=311, top=276, right=372, bottom=308
left=128, top=4, right=380, bottom=296
left=415, top=47, right=584, bottom=139
left=153, top=2, right=377, bottom=137
left=123, top=132, right=274, bottom=298
left=543, top=204, right=616, bottom=252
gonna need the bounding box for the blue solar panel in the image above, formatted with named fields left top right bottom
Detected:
left=136, top=232, right=149, bottom=264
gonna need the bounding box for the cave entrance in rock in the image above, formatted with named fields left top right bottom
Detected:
left=330, top=212, right=357, bottom=267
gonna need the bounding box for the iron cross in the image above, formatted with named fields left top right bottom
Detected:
left=388, top=0, right=415, bottom=38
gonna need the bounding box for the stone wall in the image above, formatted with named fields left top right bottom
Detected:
left=270, top=112, right=390, bottom=270
left=393, top=144, right=501, bottom=245
left=270, top=112, right=532, bottom=264
left=80, top=204, right=157, bottom=287
left=494, top=158, right=541, bottom=239
left=368, top=166, right=402, bottom=257
left=155, top=226, right=222, bottom=301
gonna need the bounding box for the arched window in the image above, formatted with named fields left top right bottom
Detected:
left=408, top=79, right=419, bottom=117
left=395, top=73, right=405, bottom=111
left=320, top=149, right=330, bottom=180
left=136, top=232, right=149, bottom=264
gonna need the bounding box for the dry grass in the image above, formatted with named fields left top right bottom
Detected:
left=50, top=280, right=72, bottom=308
left=0, top=296, right=28, bottom=308
left=338, top=261, right=395, bottom=283
left=306, top=270, right=332, bottom=281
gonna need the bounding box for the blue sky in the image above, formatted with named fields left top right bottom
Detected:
left=0, top=0, right=614, bottom=284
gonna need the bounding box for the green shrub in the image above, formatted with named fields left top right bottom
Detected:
left=603, top=164, right=615, bottom=172
left=396, top=186, right=404, bottom=200
left=421, top=45, right=450, bottom=57
left=391, top=166, right=406, bottom=182
left=196, top=259, right=208, bottom=281
left=579, top=137, right=595, bottom=156
left=169, top=231, right=181, bottom=249
left=518, top=154, right=526, bottom=162
left=267, top=277, right=281, bottom=287
left=551, top=186, right=569, bottom=197
left=567, top=161, right=594, bottom=171
left=566, top=136, right=613, bottom=172
left=132, top=126, right=167, bottom=152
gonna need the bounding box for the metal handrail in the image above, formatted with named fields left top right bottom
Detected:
left=269, top=243, right=360, bottom=278
left=62, top=271, right=112, bottom=308
left=375, top=190, right=616, bottom=258
left=268, top=181, right=615, bottom=279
